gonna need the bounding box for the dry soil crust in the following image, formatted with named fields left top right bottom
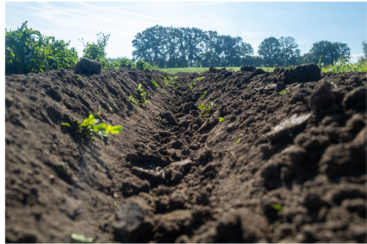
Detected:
left=5, top=64, right=367, bottom=242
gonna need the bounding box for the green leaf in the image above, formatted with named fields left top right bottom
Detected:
left=110, top=125, right=123, bottom=134
left=105, top=125, right=112, bottom=134
left=138, top=84, right=142, bottom=90
left=280, top=90, right=287, bottom=95
left=81, top=114, right=96, bottom=127
left=236, top=138, right=241, bottom=143
left=71, top=233, right=94, bottom=243
left=61, top=122, right=70, bottom=127
left=93, top=123, right=107, bottom=132
left=198, top=104, right=206, bottom=110
left=219, top=117, right=224, bottom=122
left=272, top=204, right=283, bottom=211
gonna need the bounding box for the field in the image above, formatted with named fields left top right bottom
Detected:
left=5, top=61, right=367, bottom=242
left=161, top=60, right=367, bottom=75
left=160, top=66, right=275, bottom=74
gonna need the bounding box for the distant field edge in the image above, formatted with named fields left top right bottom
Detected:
left=159, top=67, right=275, bottom=75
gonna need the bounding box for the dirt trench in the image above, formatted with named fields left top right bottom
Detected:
left=5, top=63, right=367, bottom=243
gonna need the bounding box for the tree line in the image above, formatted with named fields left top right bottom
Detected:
left=5, top=21, right=366, bottom=75
left=132, top=25, right=357, bottom=68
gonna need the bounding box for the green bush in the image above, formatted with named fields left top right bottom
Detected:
left=322, top=57, right=367, bottom=73
left=5, top=21, right=78, bottom=74
left=79, top=32, right=110, bottom=60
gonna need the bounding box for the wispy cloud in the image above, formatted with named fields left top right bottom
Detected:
left=241, top=32, right=261, bottom=38
left=75, top=2, right=177, bottom=24
left=89, top=2, right=222, bottom=10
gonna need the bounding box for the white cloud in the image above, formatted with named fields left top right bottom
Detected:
left=350, top=53, right=365, bottom=63
left=241, top=32, right=261, bottom=38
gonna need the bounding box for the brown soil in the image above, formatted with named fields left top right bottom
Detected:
left=5, top=64, right=367, bottom=243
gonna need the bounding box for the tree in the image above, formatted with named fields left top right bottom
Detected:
left=201, top=31, right=220, bottom=67
left=362, top=41, right=367, bottom=60
left=307, top=40, right=350, bottom=65
left=132, top=25, right=167, bottom=67
left=258, top=37, right=281, bottom=66
left=278, top=36, right=301, bottom=66
left=131, top=25, right=255, bottom=68
left=183, top=27, right=205, bottom=67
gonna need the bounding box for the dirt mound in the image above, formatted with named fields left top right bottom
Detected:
left=5, top=64, right=367, bottom=242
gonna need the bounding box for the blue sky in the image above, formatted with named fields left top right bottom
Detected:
left=5, top=2, right=367, bottom=63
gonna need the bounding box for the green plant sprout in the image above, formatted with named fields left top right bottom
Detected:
left=198, top=102, right=215, bottom=118
left=137, top=84, right=149, bottom=107
left=129, top=94, right=139, bottom=105
left=196, top=77, right=204, bottom=81
left=201, top=91, right=207, bottom=100
left=53, top=162, right=69, bottom=172
left=156, top=116, right=162, bottom=122
left=280, top=90, right=286, bottom=95
left=107, top=104, right=113, bottom=112
left=61, top=114, right=123, bottom=141
left=163, top=77, right=170, bottom=87
left=236, top=138, right=241, bottom=143
left=187, top=82, right=196, bottom=89
left=272, top=204, right=283, bottom=212
left=151, top=78, right=159, bottom=88
left=219, top=117, right=224, bottom=122
left=71, top=233, right=94, bottom=243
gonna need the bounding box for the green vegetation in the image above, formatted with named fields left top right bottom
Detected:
left=79, top=31, right=110, bottom=65
left=272, top=204, right=283, bottom=212
left=280, top=90, right=287, bottom=95
left=196, top=77, right=205, bottom=81
left=5, top=21, right=78, bottom=74
left=187, top=82, right=196, bottom=89
left=236, top=138, right=241, bottom=143
left=71, top=233, right=94, bottom=243
left=219, top=117, right=224, bottom=122
left=137, top=84, right=150, bottom=107
left=198, top=103, right=215, bottom=118
left=151, top=78, right=159, bottom=88
left=6, top=21, right=363, bottom=75
left=128, top=94, right=139, bottom=105
left=163, top=77, right=170, bottom=87
left=61, top=113, right=123, bottom=141
left=322, top=57, right=367, bottom=73
left=53, top=162, right=69, bottom=172
left=201, top=91, right=207, bottom=100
